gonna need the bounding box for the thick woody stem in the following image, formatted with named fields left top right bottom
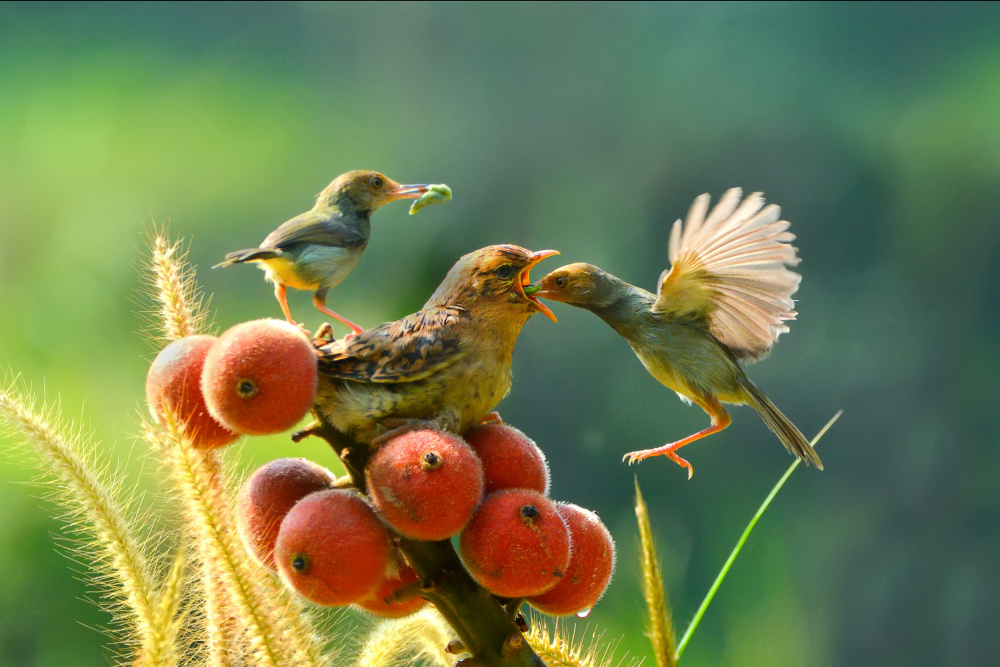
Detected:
left=309, top=417, right=543, bottom=667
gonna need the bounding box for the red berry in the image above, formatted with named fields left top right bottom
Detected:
left=201, top=319, right=318, bottom=435
left=275, top=489, right=393, bottom=606
left=146, top=335, right=239, bottom=449
left=458, top=489, right=571, bottom=597
left=366, top=429, right=484, bottom=541
left=236, top=458, right=336, bottom=570
left=464, top=424, right=549, bottom=495
left=355, top=563, right=427, bottom=618
left=528, top=503, right=616, bottom=616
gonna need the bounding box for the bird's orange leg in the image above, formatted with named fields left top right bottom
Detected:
left=313, top=290, right=365, bottom=337
left=274, top=283, right=296, bottom=324
left=623, top=397, right=732, bottom=479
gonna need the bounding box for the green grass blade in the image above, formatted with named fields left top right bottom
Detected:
left=675, top=410, right=843, bottom=660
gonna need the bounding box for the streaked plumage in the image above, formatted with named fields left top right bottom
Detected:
left=536, top=188, right=821, bottom=476
left=314, top=244, right=558, bottom=444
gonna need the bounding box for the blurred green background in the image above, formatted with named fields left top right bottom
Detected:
left=2, top=2, right=999, bottom=665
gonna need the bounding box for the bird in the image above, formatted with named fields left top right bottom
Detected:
left=215, top=170, right=430, bottom=335
left=534, top=188, right=822, bottom=477
left=312, top=244, right=558, bottom=445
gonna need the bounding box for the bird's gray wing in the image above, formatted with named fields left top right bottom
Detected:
left=654, top=188, right=801, bottom=362
left=261, top=211, right=368, bottom=251
left=318, top=307, right=468, bottom=383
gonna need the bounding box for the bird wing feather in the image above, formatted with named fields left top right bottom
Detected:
left=318, top=306, right=468, bottom=383
left=262, top=211, right=368, bottom=251
left=654, top=188, right=801, bottom=361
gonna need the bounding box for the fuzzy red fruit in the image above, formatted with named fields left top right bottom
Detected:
left=366, top=429, right=484, bottom=541
left=236, top=458, right=336, bottom=570
left=528, top=503, right=616, bottom=616
left=275, top=489, right=392, bottom=606
left=464, top=424, right=549, bottom=495
left=146, top=335, right=239, bottom=449
left=201, top=319, right=318, bottom=435
left=355, top=563, right=428, bottom=618
left=458, top=489, right=571, bottom=597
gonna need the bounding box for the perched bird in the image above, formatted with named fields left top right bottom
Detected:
left=313, top=244, right=558, bottom=444
left=535, top=188, right=822, bottom=477
left=216, top=170, right=430, bottom=335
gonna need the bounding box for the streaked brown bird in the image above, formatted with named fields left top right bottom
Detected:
left=216, top=170, right=430, bottom=335
left=313, top=244, right=558, bottom=444
left=535, top=188, right=822, bottom=477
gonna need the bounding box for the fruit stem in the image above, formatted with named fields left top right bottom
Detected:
left=308, top=415, right=544, bottom=666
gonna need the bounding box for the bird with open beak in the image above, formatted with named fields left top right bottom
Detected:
left=216, top=170, right=431, bottom=335
left=313, top=244, right=558, bottom=444
left=534, top=188, right=822, bottom=478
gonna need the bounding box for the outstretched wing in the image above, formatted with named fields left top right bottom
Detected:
left=318, top=306, right=468, bottom=382
left=654, top=188, right=801, bottom=361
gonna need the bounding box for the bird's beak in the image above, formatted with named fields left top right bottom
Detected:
left=515, top=250, right=560, bottom=322
left=385, top=184, right=430, bottom=202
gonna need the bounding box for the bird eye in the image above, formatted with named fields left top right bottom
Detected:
left=555, top=276, right=568, bottom=288
left=494, top=264, right=517, bottom=280
left=371, top=176, right=384, bottom=189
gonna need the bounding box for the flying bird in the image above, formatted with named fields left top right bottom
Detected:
left=535, top=188, right=821, bottom=477
left=313, top=244, right=558, bottom=444
left=216, top=170, right=430, bottom=335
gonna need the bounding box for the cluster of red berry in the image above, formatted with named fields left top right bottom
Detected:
left=145, top=319, right=318, bottom=445
left=145, top=318, right=615, bottom=620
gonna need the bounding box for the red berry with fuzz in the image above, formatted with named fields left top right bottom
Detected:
left=458, top=489, right=571, bottom=597
left=275, top=489, right=392, bottom=606
left=237, top=458, right=336, bottom=570
left=355, top=563, right=427, bottom=618
left=366, top=429, right=484, bottom=541
left=528, top=503, right=616, bottom=616
left=146, top=335, right=239, bottom=449
left=201, top=319, right=318, bottom=435
left=464, top=424, right=549, bottom=494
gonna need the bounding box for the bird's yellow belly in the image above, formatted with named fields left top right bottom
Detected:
left=257, top=257, right=318, bottom=291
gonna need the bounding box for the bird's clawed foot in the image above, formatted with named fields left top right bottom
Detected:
left=479, top=411, right=503, bottom=425
left=623, top=443, right=695, bottom=479
left=291, top=421, right=322, bottom=443
left=312, top=322, right=335, bottom=343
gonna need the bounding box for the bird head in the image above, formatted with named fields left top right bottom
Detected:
left=534, top=263, right=619, bottom=309
left=426, top=245, right=560, bottom=323
left=316, top=170, right=429, bottom=215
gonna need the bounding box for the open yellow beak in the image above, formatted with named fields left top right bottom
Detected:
left=515, top=249, right=560, bottom=322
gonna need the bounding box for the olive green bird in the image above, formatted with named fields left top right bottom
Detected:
left=535, top=188, right=822, bottom=477
left=215, top=170, right=430, bottom=335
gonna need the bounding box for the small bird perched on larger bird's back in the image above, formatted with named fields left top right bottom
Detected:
left=312, top=244, right=558, bottom=445
left=215, top=170, right=432, bottom=335
left=535, top=188, right=822, bottom=477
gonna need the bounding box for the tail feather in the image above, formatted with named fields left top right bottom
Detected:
left=743, top=382, right=823, bottom=469
left=213, top=248, right=280, bottom=268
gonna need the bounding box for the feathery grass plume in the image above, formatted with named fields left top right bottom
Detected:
left=634, top=479, right=676, bottom=667
left=0, top=378, right=173, bottom=665
left=525, top=618, right=637, bottom=667
left=136, top=545, right=189, bottom=667
left=141, top=227, right=213, bottom=345
left=354, top=608, right=455, bottom=667
left=675, top=410, right=843, bottom=660
left=200, top=452, right=242, bottom=667
left=147, top=414, right=330, bottom=667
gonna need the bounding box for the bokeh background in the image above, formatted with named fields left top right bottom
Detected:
left=2, top=3, right=999, bottom=665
